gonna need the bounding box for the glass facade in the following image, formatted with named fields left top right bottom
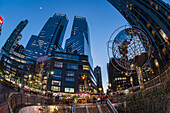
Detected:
left=108, top=0, right=170, bottom=74
left=64, top=16, right=93, bottom=68
left=0, top=49, right=34, bottom=86
left=41, top=52, right=97, bottom=93
left=67, top=63, right=78, bottom=69
left=3, top=20, right=28, bottom=53
left=24, top=14, right=68, bottom=60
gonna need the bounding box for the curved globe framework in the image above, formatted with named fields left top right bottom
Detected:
left=107, top=25, right=151, bottom=90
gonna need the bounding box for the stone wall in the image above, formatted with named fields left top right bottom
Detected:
left=116, top=80, right=170, bottom=113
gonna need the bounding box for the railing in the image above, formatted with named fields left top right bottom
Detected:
left=96, top=102, right=103, bottom=113
left=72, top=103, right=75, bottom=113
left=107, top=98, right=118, bottom=113
left=8, top=92, right=73, bottom=113
left=85, top=102, right=89, bottom=113
left=143, top=67, right=170, bottom=89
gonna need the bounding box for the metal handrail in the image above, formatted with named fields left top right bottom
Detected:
left=96, top=102, right=103, bottom=113
left=72, top=102, right=75, bottom=113
left=85, top=102, right=89, bottom=113
left=107, top=98, right=118, bottom=113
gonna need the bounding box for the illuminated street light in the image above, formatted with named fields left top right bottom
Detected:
left=98, top=88, right=102, bottom=91
left=19, top=83, right=22, bottom=87
left=29, top=74, right=32, bottom=78
left=51, top=71, right=54, bottom=75
left=154, top=59, right=161, bottom=82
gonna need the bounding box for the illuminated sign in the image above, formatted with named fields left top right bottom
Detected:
left=0, top=16, right=3, bottom=25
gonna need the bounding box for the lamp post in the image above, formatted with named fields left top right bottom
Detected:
left=154, top=59, right=161, bottom=83
left=29, top=74, right=32, bottom=87
left=98, top=88, right=102, bottom=98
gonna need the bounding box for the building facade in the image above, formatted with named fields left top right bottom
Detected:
left=108, top=0, right=170, bottom=75
left=0, top=49, right=35, bottom=86
left=107, top=58, right=139, bottom=93
left=24, top=14, right=68, bottom=60
left=64, top=16, right=93, bottom=68
left=35, top=51, right=97, bottom=94
left=3, top=20, right=28, bottom=53
left=94, top=66, right=103, bottom=93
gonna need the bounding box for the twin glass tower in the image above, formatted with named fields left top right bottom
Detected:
left=24, top=14, right=93, bottom=67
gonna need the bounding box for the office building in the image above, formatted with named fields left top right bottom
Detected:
left=107, top=58, right=138, bottom=92
left=94, top=66, right=103, bottom=93
left=108, top=0, right=170, bottom=75
left=24, top=14, right=68, bottom=60
left=35, top=51, right=97, bottom=94
left=64, top=16, right=93, bottom=68
left=0, top=49, right=35, bottom=86
left=3, top=20, right=28, bottom=53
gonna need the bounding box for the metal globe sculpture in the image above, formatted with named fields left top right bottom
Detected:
left=107, top=25, right=151, bottom=90
left=107, top=25, right=151, bottom=72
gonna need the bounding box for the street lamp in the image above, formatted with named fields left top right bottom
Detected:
left=51, top=71, right=54, bottom=75
left=154, top=59, right=161, bottom=82
left=98, top=88, right=102, bottom=97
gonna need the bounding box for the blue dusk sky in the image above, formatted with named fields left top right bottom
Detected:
left=0, top=0, right=169, bottom=92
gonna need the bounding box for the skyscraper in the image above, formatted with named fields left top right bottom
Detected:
left=108, top=0, right=170, bottom=74
left=24, top=14, right=68, bottom=59
left=94, top=66, right=103, bottom=92
left=64, top=16, right=93, bottom=67
left=3, top=19, right=28, bottom=53
left=107, top=58, right=138, bottom=92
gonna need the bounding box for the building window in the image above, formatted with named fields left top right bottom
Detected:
left=44, top=76, right=47, bottom=80
left=54, top=69, right=62, bottom=75
left=52, top=80, right=61, bottom=86
left=66, top=71, right=75, bottom=76
left=54, top=62, right=63, bottom=68
left=43, top=85, right=46, bottom=89
left=43, top=80, right=47, bottom=84
left=159, top=29, right=169, bottom=45
left=155, top=3, right=159, bottom=10
left=83, top=65, right=89, bottom=70
left=52, top=75, right=61, bottom=80
left=51, top=86, right=60, bottom=91
left=65, top=82, right=74, bottom=87
left=65, top=87, right=74, bottom=93
left=67, top=63, right=78, bottom=69
left=65, top=77, right=75, bottom=82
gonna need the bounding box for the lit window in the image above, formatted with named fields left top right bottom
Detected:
left=151, top=30, right=155, bottom=36
left=83, top=65, right=89, bottom=70
left=54, top=62, right=63, bottom=68
left=52, top=80, right=61, bottom=86
left=65, top=87, right=74, bottom=93
left=44, top=76, right=47, bottom=79
left=66, top=71, right=75, bottom=76
left=159, top=29, right=169, bottom=45
left=51, top=86, right=60, bottom=91
left=155, top=3, right=159, bottom=10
